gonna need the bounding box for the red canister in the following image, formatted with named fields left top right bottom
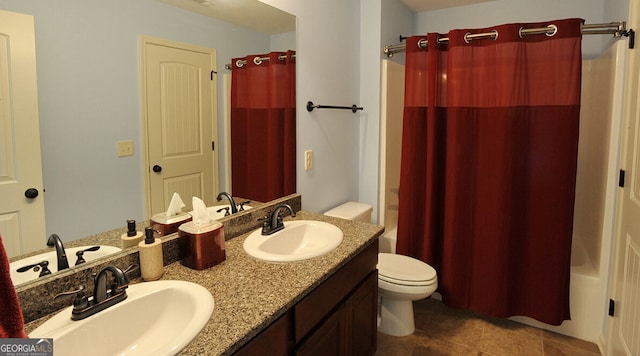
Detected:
left=178, top=220, right=225, bottom=270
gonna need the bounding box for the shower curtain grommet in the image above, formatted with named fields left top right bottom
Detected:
left=464, top=32, right=472, bottom=43
left=546, top=24, right=558, bottom=37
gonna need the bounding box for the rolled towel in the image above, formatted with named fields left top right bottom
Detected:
left=0, top=234, right=28, bottom=338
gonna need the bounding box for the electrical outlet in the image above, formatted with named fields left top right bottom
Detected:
left=117, top=140, right=134, bottom=157
left=304, top=150, right=313, bottom=171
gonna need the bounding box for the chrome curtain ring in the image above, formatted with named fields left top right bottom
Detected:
left=464, top=32, right=472, bottom=44
left=519, top=27, right=525, bottom=38
left=491, top=29, right=498, bottom=40
left=235, top=59, right=245, bottom=68
left=546, top=24, right=558, bottom=37
left=253, top=57, right=263, bottom=65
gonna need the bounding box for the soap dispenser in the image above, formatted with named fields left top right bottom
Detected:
left=138, top=227, right=164, bottom=281
left=120, top=219, right=144, bottom=249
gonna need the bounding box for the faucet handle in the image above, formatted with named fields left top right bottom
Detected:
left=75, top=250, right=87, bottom=265
left=74, top=246, right=101, bottom=266
left=118, top=264, right=138, bottom=285
left=216, top=206, right=231, bottom=216
left=16, top=260, right=52, bottom=278
left=54, top=285, right=89, bottom=310
left=123, top=264, right=139, bottom=275
left=258, top=215, right=271, bottom=234
left=238, top=201, right=251, bottom=211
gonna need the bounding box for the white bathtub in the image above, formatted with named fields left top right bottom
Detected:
left=512, top=234, right=605, bottom=345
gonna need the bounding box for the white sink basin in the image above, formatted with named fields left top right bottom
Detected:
left=29, top=280, right=214, bottom=356
left=243, top=220, right=343, bottom=262
left=10, top=245, right=122, bottom=285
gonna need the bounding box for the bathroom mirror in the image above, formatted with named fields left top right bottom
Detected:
left=1, top=0, right=296, bottom=283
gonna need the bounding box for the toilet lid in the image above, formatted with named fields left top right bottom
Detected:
left=377, top=253, right=437, bottom=284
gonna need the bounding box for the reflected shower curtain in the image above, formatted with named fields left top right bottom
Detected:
left=231, top=51, right=296, bottom=202
left=396, top=19, right=583, bottom=325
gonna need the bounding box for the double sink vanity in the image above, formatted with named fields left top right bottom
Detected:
left=17, top=194, right=383, bottom=355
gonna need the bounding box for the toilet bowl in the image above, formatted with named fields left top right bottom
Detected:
left=378, top=252, right=437, bottom=336
left=324, top=202, right=438, bottom=337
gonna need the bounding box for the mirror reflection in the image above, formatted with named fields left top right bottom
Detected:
left=0, top=0, right=295, bottom=285
left=229, top=50, right=297, bottom=202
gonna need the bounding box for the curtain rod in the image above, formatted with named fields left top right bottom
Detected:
left=383, top=21, right=634, bottom=57
left=225, top=53, right=296, bottom=70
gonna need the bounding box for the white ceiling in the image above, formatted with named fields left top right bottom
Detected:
left=157, top=0, right=496, bottom=34
left=156, top=0, right=296, bottom=34
left=401, top=0, right=496, bottom=12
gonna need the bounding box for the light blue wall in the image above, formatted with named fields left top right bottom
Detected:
left=0, top=0, right=272, bottom=242
left=358, top=0, right=383, bottom=222
left=357, top=0, right=413, bottom=223
left=260, top=0, right=363, bottom=214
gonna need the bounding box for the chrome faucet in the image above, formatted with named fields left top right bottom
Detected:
left=216, top=192, right=238, bottom=214
left=261, top=204, right=296, bottom=235
left=54, top=265, right=132, bottom=321
left=46, top=234, right=69, bottom=271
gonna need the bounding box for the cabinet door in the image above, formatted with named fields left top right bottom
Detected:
left=235, top=312, right=292, bottom=356
left=296, top=307, right=346, bottom=356
left=345, top=271, right=378, bottom=356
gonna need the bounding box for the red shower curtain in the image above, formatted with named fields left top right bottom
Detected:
left=231, top=51, right=296, bottom=202
left=396, top=19, right=583, bottom=325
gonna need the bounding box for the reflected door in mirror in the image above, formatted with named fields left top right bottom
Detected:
left=142, top=37, right=219, bottom=214
left=0, top=10, right=46, bottom=257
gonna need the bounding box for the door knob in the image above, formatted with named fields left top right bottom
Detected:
left=152, top=165, right=162, bottom=173
left=25, top=188, right=39, bottom=199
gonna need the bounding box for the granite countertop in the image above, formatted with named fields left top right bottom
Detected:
left=24, top=210, right=383, bottom=355
left=172, top=211, right=382, bottom=355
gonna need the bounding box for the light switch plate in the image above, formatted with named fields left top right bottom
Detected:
left=304, top=150, right=313, bottom=171
left=117, top=140, right=134, bottom=157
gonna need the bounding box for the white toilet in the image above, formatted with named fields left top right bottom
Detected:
left=324, top=202, right=438, bottom=337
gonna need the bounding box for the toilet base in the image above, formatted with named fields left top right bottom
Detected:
left=378, top=297, right=416, bottom=336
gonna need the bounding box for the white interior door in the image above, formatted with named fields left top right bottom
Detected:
left=0, top=10, right=46, bottom=257
left=141, top=36, right=218, bottom=215
left=606, top=1, right=640, bottom=353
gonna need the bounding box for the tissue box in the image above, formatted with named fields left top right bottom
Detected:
left=178, top=220, right=225, bottom=270
left=151, top=212, right=192, bottom=237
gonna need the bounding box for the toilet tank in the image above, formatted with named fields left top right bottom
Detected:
left=323, top=202, right=372, bottom=223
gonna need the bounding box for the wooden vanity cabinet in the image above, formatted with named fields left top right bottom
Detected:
left=235, top=240, right=378, bottom=356
left=296, top=271, right=378, bottom=356
left=234, top=311, right=294, bottom=356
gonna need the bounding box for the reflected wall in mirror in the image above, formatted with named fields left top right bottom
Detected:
left=0, top=0, right=295, bottom=262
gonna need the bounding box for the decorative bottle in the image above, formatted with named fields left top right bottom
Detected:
left=138, top=227, right=164, bottom=281
left=120, top=219, right=144, bottom=249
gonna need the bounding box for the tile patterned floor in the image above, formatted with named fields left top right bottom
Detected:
left=375, top=298, right=602, bottom=356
